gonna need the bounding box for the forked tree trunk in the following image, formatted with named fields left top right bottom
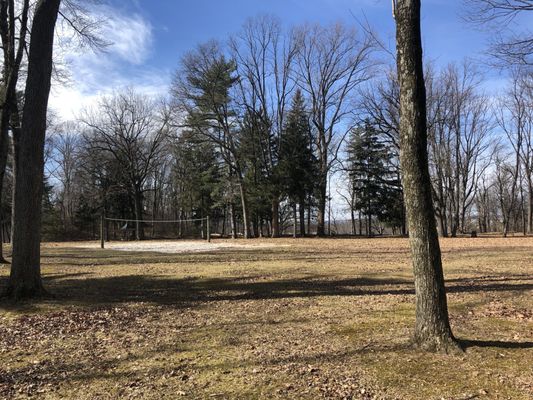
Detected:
left=7, top=0, right=61, bottom=299
left=394, top=0, right=460, bottom=352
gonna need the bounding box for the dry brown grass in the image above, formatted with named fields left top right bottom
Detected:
left=0, top=236, right=532, bottom=399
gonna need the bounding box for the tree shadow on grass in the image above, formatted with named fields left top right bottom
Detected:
left=1, top=270, right=532, bottom=310
left=459, top=339, right=533, bottom=349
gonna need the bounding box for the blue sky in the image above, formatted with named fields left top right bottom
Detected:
left=49, top=0, right=516, bottom=119
left=120, top=0, right=487, bottom=69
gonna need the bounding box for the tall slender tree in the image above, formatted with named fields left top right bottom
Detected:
left=346, top=121, right=400, bottom=237
left=394, top=0, right=460, bottom=351
left=278, top=89, right=317, bottom=236
left=295, top=23, right=375, bottom=236
left=173, top=42, right=253, bottom=238
left=0, top=0, right=30, bottom=263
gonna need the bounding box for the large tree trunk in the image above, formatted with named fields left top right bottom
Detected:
left=7, top=0, right=61, bottom=299
left=394, top=0, right=459, bottom=352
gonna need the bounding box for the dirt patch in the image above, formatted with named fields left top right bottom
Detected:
left=78, top=239, right=286, bottom=254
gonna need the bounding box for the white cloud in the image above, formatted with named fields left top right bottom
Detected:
left=103, top=12, right=153, bottom=65
left=49, top=6, right=167, bottom=122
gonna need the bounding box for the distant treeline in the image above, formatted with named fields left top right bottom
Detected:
left=18, top=16, right=532, bottom=241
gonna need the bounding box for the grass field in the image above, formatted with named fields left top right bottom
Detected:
left=0, top=237, right=532, bottom=399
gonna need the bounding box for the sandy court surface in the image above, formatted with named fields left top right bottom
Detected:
left=75, top=239, right=287, bottom=253
left=51, top=234, right=533, bottom=255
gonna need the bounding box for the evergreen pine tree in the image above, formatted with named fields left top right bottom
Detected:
left=346, top=120, right=403, bottom=236
left=278, top=90, right=317, bottom=236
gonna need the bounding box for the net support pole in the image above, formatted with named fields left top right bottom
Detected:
left=206, top=216, right=211, bottom=243
left=100, top=214, right=105, bottom=249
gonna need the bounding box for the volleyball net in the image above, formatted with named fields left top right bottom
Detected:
left=99, top=216, right=211, bottom=248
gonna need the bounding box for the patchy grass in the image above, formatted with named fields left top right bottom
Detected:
left=0, top=236, right=532, bottom=399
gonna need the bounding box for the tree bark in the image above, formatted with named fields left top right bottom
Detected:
left=292, top=203, right=297, bottom=238
left=394, top=0, right=460, bottom=352
left=229, top=202, right=236, bottom=239
left=437, top=211, right=447, bottom=237
left=316, top=171, right=327, bottom=237
left=307, top=196, right=311, bottom=235
left=7, top=0, right=61, bottom=299
left=238, top=181, right=251, bottom=239
left=527, top=174, right=533, bottom=234
left=0, top=0, right=29, bottom=264
left=299, top=196, right=306, bottom=237
left=0, top=135, right=9, bottom=264
left=271, top=197, right=280, bottom=238
left=133, top=187, right=145, bottom=240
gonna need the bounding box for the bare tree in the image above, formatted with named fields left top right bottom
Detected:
left=49, top=125, right=82, bottom=231
left=446, top=63, right=493, bottom=235
left=464, top=0, right=533, bottom=65
left=495, top=70, right=531, bottom=236
left=394, top=0, right=459, bottom=352
left=229, top=15, right=298, bottom=237
left=359, top=67, right=401, bottom=151
left=475, top=171, right=495, bottom=232
left=0, top=0, right=30, bottom=263
left=494, top=152, right=520, bottom=235
left=81, top=90, right=169, bottom=240
left=507, top=71, right=533, bottom=232
left=294, top=22, right=376, bottom=236
left=427, top=63, right=494, bottom=236
left=0, top=0, right=105, bottom=266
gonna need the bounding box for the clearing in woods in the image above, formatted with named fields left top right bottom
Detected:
left=0, top=237, right=532, bottom=399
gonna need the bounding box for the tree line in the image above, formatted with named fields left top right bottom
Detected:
left=25, top=16, right=531, bottom=243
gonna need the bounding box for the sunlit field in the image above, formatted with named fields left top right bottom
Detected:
left=0, top=236, right=532, bottom=399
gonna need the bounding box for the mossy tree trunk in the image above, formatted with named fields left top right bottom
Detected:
left=394, top=0, right=460, bottom=352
